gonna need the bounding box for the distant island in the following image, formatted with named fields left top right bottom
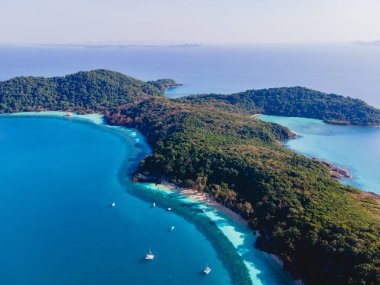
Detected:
left=39, top=43, right=201, bottom=49
left=352, top=41, right=380, bottom=47
left=1, top=70, right=379, bottom=285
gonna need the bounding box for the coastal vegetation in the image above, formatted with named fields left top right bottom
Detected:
left=107, top=98, right=380, bottom=285
left=1, top=70, right=379, bottom=284
left=0, top=69, right=172, bottom=113
left=176, top=87, right=380, bottom=126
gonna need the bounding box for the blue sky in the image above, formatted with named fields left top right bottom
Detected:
left=1, top=0, right=379, bottom=44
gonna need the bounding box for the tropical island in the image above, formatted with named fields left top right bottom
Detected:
left=1, top=69, right=379, bottom=285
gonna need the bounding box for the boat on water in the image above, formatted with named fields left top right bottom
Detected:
left=203, top=264, right=211, bottom=275
left=152, top=202, right=156, bottom=207
left=167, top=207, right=172, bottom=211
left=65, top=112, right=73, bottom=117
left=170, top=226, right=175, bottom=231
left=145, top=248, right=155, bottom=260
left=111, top=202, right=116, bottom=207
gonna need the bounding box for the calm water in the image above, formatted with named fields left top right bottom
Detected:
left=0, top=114, right=294, bottom=285
left=0, top=116, right=231, bottom=285
left=0, top=44, right=380, bottom=107
left=259, top=115, right=380, bottom=195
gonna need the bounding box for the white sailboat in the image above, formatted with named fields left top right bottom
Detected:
left=145, top=248, right=155, bottom=260
left=203, top=263, right=211, bottom=275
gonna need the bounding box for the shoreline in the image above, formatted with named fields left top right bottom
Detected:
left=2, top=110, right=297, bottom=284
left=136, top=178, right=298, bottom=284
left=2, top=111, right=295, bottom=284
left=150, top=180, right=249, bottom=227
left=1, top=112, right=253, bottom=285
left=1, top=111, right=105, bottom=125
left=1, top=111, right=248, bottom=224
left=250, top=113, right=262, bottom=118
left=257, top=115, right=367, bottom=183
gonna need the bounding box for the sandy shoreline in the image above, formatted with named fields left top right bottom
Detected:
left=148, top=180, right=300, bottom=283
left=4, top=110, right=296, bottom=284
left=2, top=111, right=105, bottom=125
left=250, top=113, right=262, bottom=118
left=152, top=180, right=248, bottom=226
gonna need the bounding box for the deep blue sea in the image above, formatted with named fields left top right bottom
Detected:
left=0, top=45, right=379, bottom=284
left=0, top=44, right=380, bottom=107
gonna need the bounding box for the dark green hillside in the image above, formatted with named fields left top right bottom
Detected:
left=177, top=87, right=380, bottom=126
left=0, top=69, right=172, bottom=113
left=147, top=78, right=178, bottom=92
left=107, top=98, right=380, bottom=285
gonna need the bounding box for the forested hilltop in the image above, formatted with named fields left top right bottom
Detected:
left=0, top=69, right=176, bottom=113
left=177, top=87, right=380, bottom=126
left=107, top=98, right=380, bottom=285
left=1, top=70, right=379, bottom=126
left=1, top=70, right=379, bottom=284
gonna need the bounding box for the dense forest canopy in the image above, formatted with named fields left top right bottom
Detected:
left=0, top=70, right=379, bottom=284
left=0, top=69, right=175, bottom=113
left=177, top=87, right=380, bottom=126
left=107, top=98, right=380, bottom=285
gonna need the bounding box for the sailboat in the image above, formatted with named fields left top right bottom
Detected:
left=145, top=248, right=155, bottom=260
left=203, top=263, right=211, bottom=275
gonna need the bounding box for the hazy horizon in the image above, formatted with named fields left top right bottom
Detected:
left=1, top=0, right=380, bottom=45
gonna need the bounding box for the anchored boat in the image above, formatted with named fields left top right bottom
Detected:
left=145, top=248, right=155, bottom=260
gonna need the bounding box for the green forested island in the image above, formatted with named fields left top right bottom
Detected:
left=1, top=70, right=379, bottom=285
left=0, top=69, right=173, bottom=113
left=176, top=88, right=380, bottom=126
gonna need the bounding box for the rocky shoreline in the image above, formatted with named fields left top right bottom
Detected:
left=312, top=158, right=353, bottom=179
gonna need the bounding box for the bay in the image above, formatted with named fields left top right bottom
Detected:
left=259, top=115, right=380, bottom=195
left=0, top=113, right=294, bottom=285
left=0, top=115, right=231, bottom=285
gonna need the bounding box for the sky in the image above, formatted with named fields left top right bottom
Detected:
left=0, top=0, right=380, bottom=44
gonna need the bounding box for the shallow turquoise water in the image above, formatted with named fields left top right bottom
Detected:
left=0, top=116, right=232, bottom=285
left=259, top=115, right=380, bottom=194
left=0, top=115, right=294, bottom=285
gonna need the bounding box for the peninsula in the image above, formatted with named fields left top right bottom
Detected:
left=1, top=70, right=379, bottom=285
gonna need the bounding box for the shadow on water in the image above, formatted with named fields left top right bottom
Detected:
left=112, top=128, right=295, bottom=285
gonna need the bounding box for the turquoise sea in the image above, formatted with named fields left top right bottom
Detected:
left=0, top=114, right=294, bottom=285
left=259, top=115, right=380, bottom=195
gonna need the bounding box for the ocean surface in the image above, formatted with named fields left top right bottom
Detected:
left=259, top=115, right=380, bottom=195
left=0, top=44, right=380, bottom=107
left=0, top=113, right=294, bottom=285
